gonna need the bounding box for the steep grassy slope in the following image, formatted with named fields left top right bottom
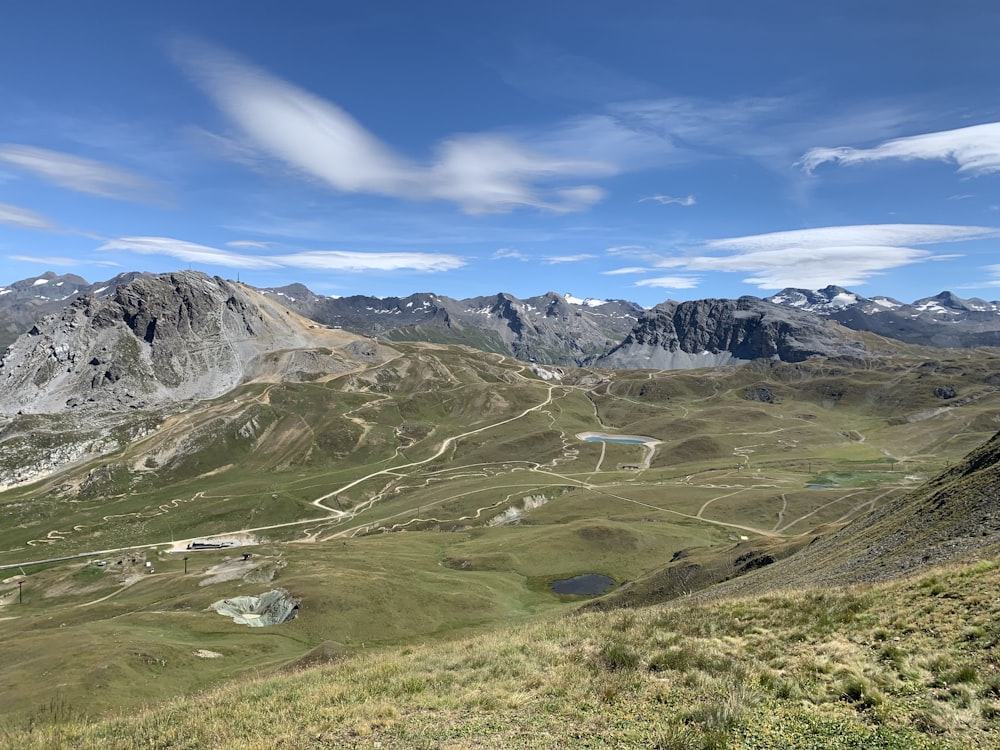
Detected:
left=681, top=428, right=1000, bottom=602
left=591, top=417, right=1000, bottom=611
left=4, top=555, right=999, bottom=749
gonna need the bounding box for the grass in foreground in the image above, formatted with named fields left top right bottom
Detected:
left=5, top=556, right=999, bottom=749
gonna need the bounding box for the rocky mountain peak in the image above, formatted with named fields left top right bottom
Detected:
left=541, top=292, right=573, bottom=318
left=914, top=291, right=998, bottom=313
left=766, top=285, right=862, bottom=311
left=0, top=271, right=323, bottom=415
left=6, top=271, right=91, bottom=299
left=260, top=282, right=323, bottom=307
left=598, top=296, right=865, bottom=369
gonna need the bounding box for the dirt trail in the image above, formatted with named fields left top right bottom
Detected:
left=310, top=384, right=558, bottom=514
left=78, top=574, right=148, bottom=607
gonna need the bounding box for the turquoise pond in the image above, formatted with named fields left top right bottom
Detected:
left=584, top=436, right=647, bottom=445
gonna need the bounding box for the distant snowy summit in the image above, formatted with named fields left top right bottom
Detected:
left=766, top=285, right=1000, bottom=347
left=563, top=293, right=611, bottom=307
left=766, top=284, right=1000, bottom=316
left=767, top=285, right=902, bottom=313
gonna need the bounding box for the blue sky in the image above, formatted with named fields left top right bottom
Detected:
left=2, top=1, right=1000, bottom=306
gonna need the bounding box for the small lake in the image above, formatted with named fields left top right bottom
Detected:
left=550, top=573, right=616, bottom=596
left=578, top=431, right=658, bottom=445
left=585, top=436, right=646, bottom=445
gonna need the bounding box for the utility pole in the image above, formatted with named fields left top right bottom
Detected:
left=183, top=556, right=189, bottom=574
left=18, top=580, right=23, bottom=604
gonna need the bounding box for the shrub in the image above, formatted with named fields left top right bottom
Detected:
left=598, top=638, right=642, bottom=672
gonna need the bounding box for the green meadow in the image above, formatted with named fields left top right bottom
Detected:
left=2, top=342, right=999, bottom=743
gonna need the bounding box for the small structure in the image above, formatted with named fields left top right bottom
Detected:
left=186, top=541, right=232, bottom=550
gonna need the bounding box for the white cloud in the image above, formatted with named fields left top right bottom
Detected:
left=605, top=245, right=648, bottom=254
left=226, top=240, right=272, bottom=249
left=0, top=144, right=165, bottom=203
left=100, top=237, right=280, bottom=269
left=635, top=275, right=701, bottom=289
left=543, top=253, right=596, bottom=264
left=660, top=224, right=998, bottom=290
left=98, top=236, right=465, bottom=273
left=7, top=253, right=81, bottom=266
left=602, top=266, right=651, bottom=275
left=978, top=265, right=1000, bottom=287
left=175, top=40, right=612, bottom=214
left=271, top=250, right=465, bottom=272
left=640, top=194, right=695, bottom=206
left=546, top=97, right=918, bottom=182
left=0, top=202, right=58, bottom=231
left=491, top=248, right=528, bottom=261
left=703, top=225, right=995, bottom=252
left=799, top=122, right=1000, bottom=176
left=527, top=97, right=788, bottom=173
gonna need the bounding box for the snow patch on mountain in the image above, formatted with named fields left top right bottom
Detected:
left=564, top=293, right=608, bottom=307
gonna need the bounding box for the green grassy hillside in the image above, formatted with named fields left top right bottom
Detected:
left=2, top=342, right=1000, bottom=746
left=5, top=555, right=999, bottom=748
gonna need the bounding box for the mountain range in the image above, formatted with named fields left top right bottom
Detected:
left=3, top=272, right=1000, bottom=380
left=766, top=284, right=1000, bottom=348
left=3, top=270, right=1000, bottom=747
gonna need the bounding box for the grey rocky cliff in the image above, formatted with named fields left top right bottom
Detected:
left=0, top=270, right=154, bottom=353
left=596, top=296, right=866, bottom=370
left=261, top=288, right=641, bottom=365
left=0, top=271, right=320, bottom=415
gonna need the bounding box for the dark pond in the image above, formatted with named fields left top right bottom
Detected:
left=550, top=573, right=616, bottom=596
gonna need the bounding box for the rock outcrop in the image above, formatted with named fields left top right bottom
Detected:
left=0, top=271, right=324, bottom=415
left=0, top=271, right=154, bottom=353
left=595, top=296, right=865, bottom=370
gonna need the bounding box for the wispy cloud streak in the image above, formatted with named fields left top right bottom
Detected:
left=635, top=276, right=700, bottom=289
left=602, top=266, right=650, bottom=275
left=0, top=202, right=59, bottom=231
left=0, top=145, right=166, bottom=203
left=657, top=224, right=998, bottom=290
left=174, top=40, right=612, bottom=214
left=544, top=254, right=595, bottom=264
left=7, top=253, right=85, bottom=266
left=491, top=248, right=528, bottom=261
left=98, top=236, right=465, bottom=272
left=640, top=194, right=695, bottom=206
left=799, top=122, right=1000, bottom=175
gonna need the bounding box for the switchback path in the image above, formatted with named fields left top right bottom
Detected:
left=309, top=384, right=558, bottom=513
left=0, top=383, right=560, bottom=571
